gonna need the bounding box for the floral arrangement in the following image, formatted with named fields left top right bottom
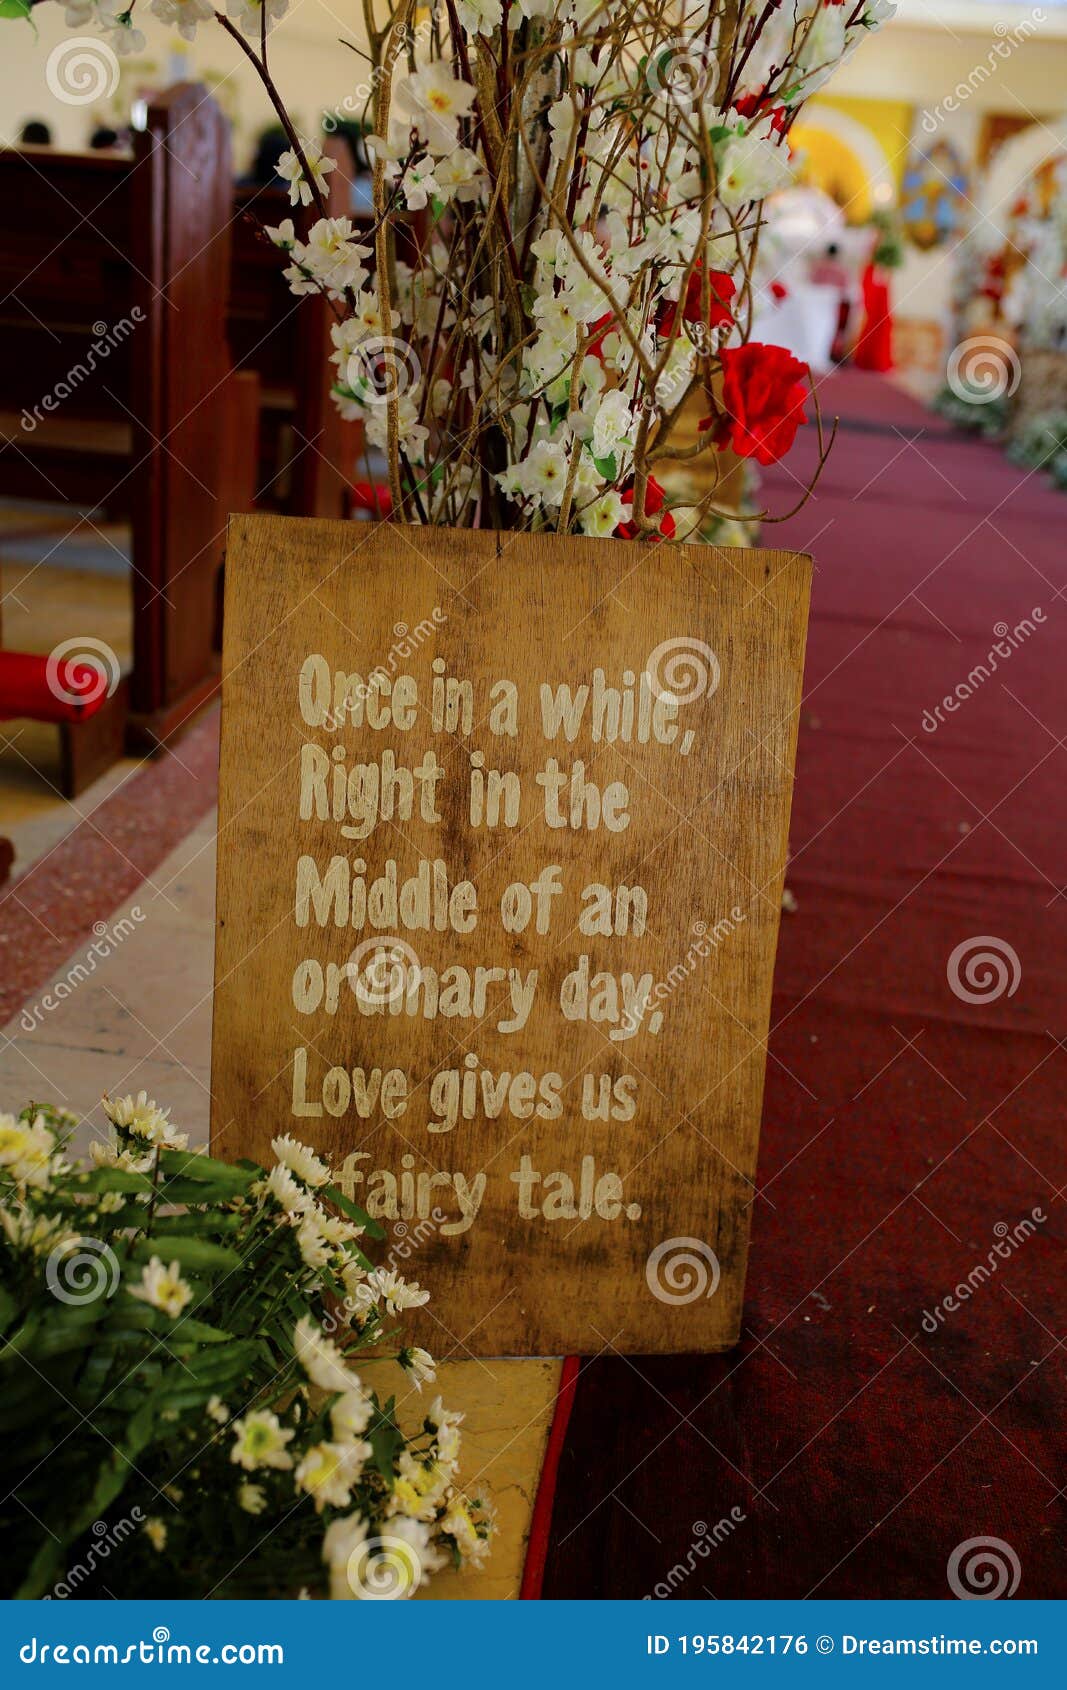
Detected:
left=0, top=1097, right=492, bottom=1599
left=21, top=0, right=893, bottom=538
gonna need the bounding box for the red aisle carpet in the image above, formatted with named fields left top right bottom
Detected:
left=536, top=370, right=1067, bottom=1600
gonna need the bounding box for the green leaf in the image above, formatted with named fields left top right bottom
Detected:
left=593, top=452, right=617, bottom=481
left=128, top=1236, right=242, bottom=1274
left=368, top=1400, right=403, bottom=1483
left=0, top=0, right=33, bottom=20
left=157, top=1149, right=256, bottom=1191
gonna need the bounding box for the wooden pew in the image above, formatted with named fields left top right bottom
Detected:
left=228, top=138, right=367, bottom=519
left=0, top=84, right=258, bottom=759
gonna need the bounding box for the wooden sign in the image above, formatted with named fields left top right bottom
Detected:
left=212, top=516, right=810, bottom=1355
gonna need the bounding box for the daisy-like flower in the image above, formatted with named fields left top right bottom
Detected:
left=293, top=1315, right=355, bottom=1393
left=144, top=1518, right=168, bottom=1552
left=0, top=1113, right=55, bottom=1190
left=389, top=1451, right=450, bottom=1521
left=89, top=1140, right=154, bottom=1176
left=206, top=1395, right=230, bottom=1426
left=294, top=1439, right=371, bottom=1512
left=103, top=1092, right=187, bottom=1151
left=440, top=1496, right=493, bottom=1567
left=238, top=1482, right=268, bottom=1515
left=271, top=1134, right=330, bottom=1190
left=331, top=1387, right=374, bottom=1440
left=0, top=1206, right=74, bottom=1257
left=230, top=1410, right=295, bottom=1472
left=275, top=139, right=336, bottom=209
left=398, top=1345, right=436, bottom=1390
left=265, top=1162, right=313, bottom=1220
left=128, top=1257, right=192, bottom=1320
left=427, top=1396, right=464, bottom=1466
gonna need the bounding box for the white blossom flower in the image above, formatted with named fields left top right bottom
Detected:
left=396, top=64, right=476, bottom=156
left=455, top=0, right=502, bottom=32
left=128, top=1256, right=193, bottom=1320
left=276, top=139, right=336, bottom=208
left=579, top=489, right=625, bottom=538
left=149, top=0, right=213, bottom=41
left=716, top=125, right=793, bottom=211
left=226, top=0, right=290, bottom=40
left=230, top=1410, right=295, bottom=1472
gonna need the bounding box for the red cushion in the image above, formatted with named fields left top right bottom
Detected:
left=0, top=650, right=111, bottom=724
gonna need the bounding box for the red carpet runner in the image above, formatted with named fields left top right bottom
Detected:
left=531, top=370, right=1066, bottom=1600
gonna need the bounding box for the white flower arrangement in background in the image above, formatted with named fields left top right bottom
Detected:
left=30, top=0, right=895, bottom=540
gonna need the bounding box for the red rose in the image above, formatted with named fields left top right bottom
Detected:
left=717, top=342, right=809, bottom=466
left=732, top=92, right=788, bottom=134
left=658, top=265, right=736, bottom=340
left=616, top=476, right=675, bottom=541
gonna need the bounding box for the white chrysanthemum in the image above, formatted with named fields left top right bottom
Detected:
left=103, top=1091, right=186, bottom=1151
left=322, top=1512, right=369, bottom=1600
left=294, top=1439, right=371, bottom=1512
left=271, top=1134, right=330, bottom=1189
left=230, top=1410, right=295, bottom=1472
left=389, top=1451, right=450, bottom=1521
left=265, top=1162, right=313, bottom=1220
left=128, top=1256, right=192, bottom=1320
left=0, top=1114, right=55, bottom=1190
left=399, top=1345, right=436, bottom=1390
left=331, top=1386, right=374, bottom=1440
left=293, top=1315, right=356, bottom=1393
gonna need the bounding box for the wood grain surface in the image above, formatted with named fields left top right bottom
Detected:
left=212, top=516, right=810, bottom=1355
